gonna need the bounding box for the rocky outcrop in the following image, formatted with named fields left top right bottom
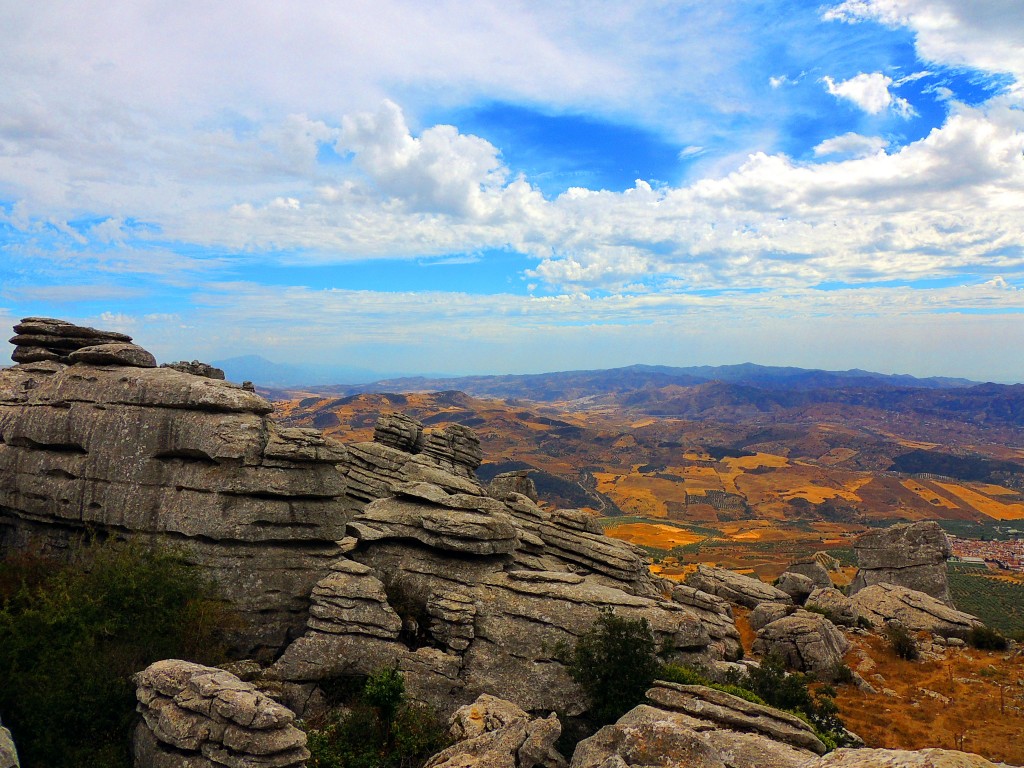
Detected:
left=0, top=715, right=18, bottom=768
left=805, top=588, right=859, bottom=628
left=850, top=584, right=982, bottom=639
left=786, top=560, right=834, bottom=589
left=850, top=522, right=953, bottom=604
left=0, top=323, right=354, bottom=654
left=777, top=572, right=816, bottom=604
left=669, top=583, right=744, bottom=660
left=750, top=602, right=800, bottom=631
left=133, top=660, right=308, bottom=768
left=8, top=317, right=133, bottom=364
left=798, top=748, right=1013, bottom=767
left=424, top=694, right=565, bottom=768
left=753, top=611, right=850, bottom=678
left=487, top=470, right=540, bottom=503
left=569, top=682, right=825, bottom=768
left=684, top=565, right=793, bottom=609
left=161, top=361, right=226, bottom=380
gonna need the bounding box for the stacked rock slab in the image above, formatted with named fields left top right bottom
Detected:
left=849, top=521, right=954, bottom=604
left=9, top=317, right=135, bottom=364
left=752, top=610, right=850, bottom=678
left=0, top=319, right=353, bottom=654
left=851, top=583, right=981, bottom=639
left=133, top=660, right=308, bottom=768
left=684, top=565, right=793, bottom=609
left=569, top=682, right=826, bottom=768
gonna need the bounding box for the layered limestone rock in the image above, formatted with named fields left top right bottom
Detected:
left=8, top=317, right=133, bottom=364
left=133, top=660, right=308, bottom=768
left=850, top=522, right=953, bottom=604
left=0, top=715, right=18, bottom=768
left=569, top=682, right=825, bottom=768
left=777, top=572, right=817, bottom=604
left=752, top=611, right=850, bottom=678
left=850, top=584, right=982, bottom=639
left=684, top=565, right=793, bottom=609
left=424, top=694, right=566, bottom=768
left=786, top=560, right=834, bottom=589
left=0, top=320, right=353, bottom=653
left=805, top=588, right=859, bottom=628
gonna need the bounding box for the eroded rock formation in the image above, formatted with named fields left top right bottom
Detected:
left=850, top=522, right=953, bottom=604
left=850, top=584, right=981, bottom=639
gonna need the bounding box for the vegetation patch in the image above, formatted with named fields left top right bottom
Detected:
left=948, top=567, right=1024, bottom=636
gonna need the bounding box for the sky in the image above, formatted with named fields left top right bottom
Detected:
left=2, top=0, right=1024, bottom=382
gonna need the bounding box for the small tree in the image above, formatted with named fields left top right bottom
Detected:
left=568, top=608, right=659, bottom=724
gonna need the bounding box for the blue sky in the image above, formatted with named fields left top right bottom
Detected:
left=2, top=1, right=1024, bottom=381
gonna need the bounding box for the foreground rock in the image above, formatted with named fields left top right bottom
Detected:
left=685, top=565, right=793, bottom=609
left=798, top=747, right=1013, bottom=767
left=850, top=522, right=953, bottom=604
left=133, top=659, right=308, bottom=768
left=851, top=584, right=982, bottom=639
left=0, top=716, right=17, bottom=768
left=569, top=682, right=825, bottom=768
left=805, top=588, right=859, bottom=628
left=424, top=694, right=565, bottom=768
left=753, top=611, right=850, bottom=678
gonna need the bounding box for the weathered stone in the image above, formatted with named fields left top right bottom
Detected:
left=374, top=412, right=425, bottom=453
left=67, top=342, right=157, bottom=368
left=0, top=715, right=18, bottom=768
left=425, top=695, right=566, bottom=768
left=753, top=611, right=850, bottom=678
left=570, top=716, right=727, bottom=768
left=644, top=682, right=826, bottom=755
left=850, top=584, right=982, bottom=639
left=777, top=572, right=816, bottom=604
left=487, top=471, right=539, bottom=503
left=161, top=360, right=227, bottom=379
left=750, top=602, right=800, bottom=631
left=805, top=588, right=859, bottom=627
left=684, top=565, right=793, bottom=609
left=787, top=560, right=834, bottom=589
left=798, top=747, right=1010, bottom=767
left=850, top=522, right=953, bottom=604
left=133, top=660, right=308, bottom=768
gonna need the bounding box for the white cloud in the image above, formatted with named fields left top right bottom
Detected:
left=823, top=0, right=1024, bottom=88
left=822, top=72, right=914, bottom=117
left=813, top=132, right=889, bottom=158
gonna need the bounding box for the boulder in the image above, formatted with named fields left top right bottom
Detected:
left=161, top=361, right=226, bottom=380
left=850, top=522, right=953, bottom=604
left=487, top=470, right=540, bottom=503
left=750, top=602, right=799, bottom=631
left=67, top=342, right=157, bottom=368
left=0, top=715, right=18, bottom=768
left=786, top=560, right=834, bottom=589
left=797, top=747, right=1011, bottom=767
left=805, top=588, right=859, bottom=628
left=684, top=565, right=793, bottom=609
left=753, top=611, right=850, bottom=678
left=132, top=660, right=308, bottom=768
left=850, top=584, right=982, bottom=639
left=777, top=572, right=816, bottom=604
left=424, top=694, right=566, bottom=768
left=9, top=317, right=132, bottom=365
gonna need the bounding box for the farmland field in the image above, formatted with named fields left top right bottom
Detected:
left=948, top=563, right=1024, bottom=636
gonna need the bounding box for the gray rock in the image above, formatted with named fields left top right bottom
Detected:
left=570, top=715, right=728, bottom=768
left=786, top=560, right=834, bottom=589
left=805, top=588, right=859, bottom=627
left=753, top=610, right=850, bottom=678
left=425, top=694, right=566, bottom=768
left=161, top=361, right=226, bottom=380
left=133, top=660, right=308, bottom=768
left=850, top=584, right=982, bottom=639
left=374, top=412, right=425, bottom=453
left=67, top=342, right=157, bottom=368
left=488, top=471, right=540, bottom=502
left=850, top=522, right=954, bottom=604
left=0, top=715, right=18, bottom=768
left=797, top=747, right=1011, bottom=767
left=9, top=317, right=133, bottom=365
left=777, top=572, right=816, bottom=604
left=684, top=565, right=793, bottom=609
left=750, top=602, right=800, bottom=631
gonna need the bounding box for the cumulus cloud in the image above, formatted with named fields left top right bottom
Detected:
left=822, top=72, right=915, bottom=117
left=813, top=132, right=889, bottom=157
left=823, top=0, right=1024, bottom=88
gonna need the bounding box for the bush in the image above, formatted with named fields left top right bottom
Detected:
left=883, top=622, right=920, bottom=660
left=305, top=668, right=449, bottom=768
left=0, top=537, right=234, bottom=768
left=568, top=608, right=660, bottom=724
left=967, top=625, right=1009, bottom=651
left=658, top=664, right=767, bottom=706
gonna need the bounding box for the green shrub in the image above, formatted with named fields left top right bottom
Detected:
left=883, top=622, right=920, bottom=660
left=305, top=668, right=449, bottom=768
left=568, top=608, right=660, bottom=724
left=967, top=625, right=1009, bottom=651
left=658, top=664, right=767, bottom=706
left=0, top=537, right=233, bottom=768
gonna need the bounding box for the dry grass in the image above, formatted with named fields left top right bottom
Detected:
left=933, top=481, right=1024, bottom=520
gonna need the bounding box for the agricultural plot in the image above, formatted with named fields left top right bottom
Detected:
left=948, top=563, right=1024, bottom=636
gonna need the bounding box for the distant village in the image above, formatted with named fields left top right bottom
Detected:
left=949, top=533, right=1024, bottom=572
